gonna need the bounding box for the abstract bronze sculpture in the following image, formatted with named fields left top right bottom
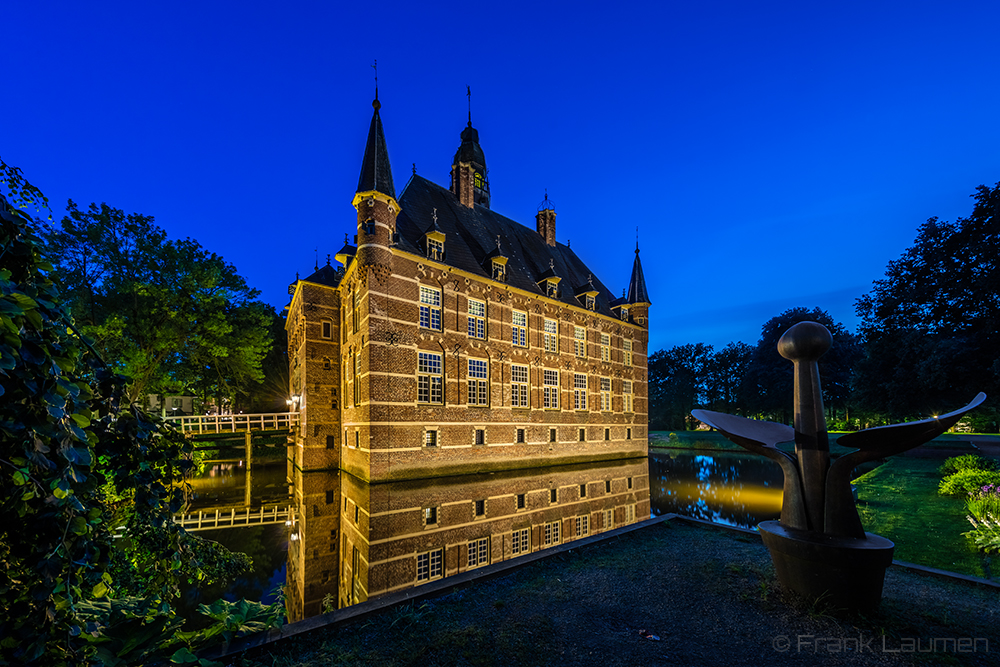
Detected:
left=693, top=321, right=985, bottom=611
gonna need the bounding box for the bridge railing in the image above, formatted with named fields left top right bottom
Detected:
left=174, top=505, right=291, bottom=531
left=164, top=412, right=299, bottom=434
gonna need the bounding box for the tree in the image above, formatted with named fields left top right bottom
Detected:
left=740, top=307, right=859, bottom=423
left=648, top=343, right=713, bottom=430
left=704, top=341, right=753, bottom=414
left=45, top=200, right=273, bottom=406
left=854, top=183, right=1000, bottom=420
left=0, top=161, right=271, bottom=665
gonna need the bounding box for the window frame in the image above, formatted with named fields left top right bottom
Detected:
left=600, top=377, right=612, bottom=411
left=419, top=286, right=442, bottom=331
left=623, top=340, right=633, bottom=366
left=623, top=380, right=633, bottom=413
left=467, top=298, right=486, bottom=339
left=543, top=319, right=558, bottom=353
left=511, top=364, right=529, bottom=408
left=600, top=333, right=610, bottom=362
left=512, top=310, right=527, bottom=347
left=543, top=369, right=560, bottom=409
left=417, top=351, right=443, bottom=404
left=573, top=373, right=587, bottom=410
left=468, top=537, right=490, bottom=568
left=468, top=358, right=489, bottom=406
left=573, top=326, right=586, bottom=358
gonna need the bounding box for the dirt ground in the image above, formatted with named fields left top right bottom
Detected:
left=232, top=520, right=999, bottom=667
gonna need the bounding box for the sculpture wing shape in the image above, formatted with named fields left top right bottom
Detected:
left=691, top=410, right=794, bottom=449
left=836, top=393, right=986, bottom=457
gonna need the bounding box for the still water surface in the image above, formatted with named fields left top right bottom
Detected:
left=182, top=448, right=778, bottom=623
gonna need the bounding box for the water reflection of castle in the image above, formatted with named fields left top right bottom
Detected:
left=285, top=459, right=650, bottom=622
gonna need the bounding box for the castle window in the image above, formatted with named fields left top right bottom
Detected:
left=511, top=364, right=529, bottom=408
left=544, top=520, right=560, bottom=546
left=579, top=427, right=586, bottom=441
left=604, top=508, right=614, bottom=530
left=416, top=549, right=443, bottom=582
left=423, top=506, right=438, bottom=526
left=512, top=310, right=527, bottom=347
left=468, top=536, right=489, bottom=568
left=575, top=515, right=589, bottom=537
left=516, top=428, right=525, bottom=443
left=574, top=327, right=586, bottom=358
left=623, top=340, right=633, bottom=366
left=474, top=428, right=486, bottom=445
left=467, top=299, right=486, bottom=339
left=550, top=428, right=557, bottom=443
left=474, top=500, right=486, bottom=517
left=544, top=319, right=558, bottom=353
left=627, top=428, right=632, bottom=440
left=419, top=286, right=442, bottom=330
left=600, top=333, right=610, bottom=362
left=543, top=369, right=560, bottom=409
left=621, top=306, right=629, bottom=322
left=474, top=171, right=483, bottom=189
left=605, top=479, right=611, bottom=493
left=573, top=373, right=587, bottom=410
left=424, top=429, right=438, bottom=447
left=580, top=483, right=587, bottom=498
left=546, top=280, right=558, bottom=298
left=492, top=260, right=506, bottom=282
left=517, top=493, right=526, bottom=509
left=623, top=380, right=633, bottom=413
left=626, top=504, right=636, bottom=522
left=600, top=377, right=612, bottom=411
left=427, top=237, right=444, bottom=261
left=550, top=488, right=558, bottom=503
left=417, top=352, right=443, bottom=403
left=322, top=320, right=332, bottom=339
left=468, top=359, right=489, bottom=405
left=511, top=528, right=530, bottom=555
left=586, top=295, right=595, bottom=311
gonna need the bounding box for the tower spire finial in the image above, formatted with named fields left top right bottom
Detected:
left=372, top=60, right=380, bottom=109
left=467, top=85, right=472, bottom=126
left=636, top=227, right=640, bottom=253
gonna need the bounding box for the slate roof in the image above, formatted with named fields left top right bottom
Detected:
left=302, top=262, right=343, bottom=288
left=626, top=248, right=651, bottom=305
left=356, top=101, right=395, bottom=198
left=393, top=175, right=622, bottom=317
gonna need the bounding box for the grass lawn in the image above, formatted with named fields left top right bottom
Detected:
left=854, top=457, right=990, bottom=579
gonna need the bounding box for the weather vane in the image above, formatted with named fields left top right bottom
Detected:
left=467, top=85, right=472, bottom=125
left=372, top=60, right=378, bottom=100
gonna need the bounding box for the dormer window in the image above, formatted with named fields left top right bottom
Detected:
left=546, top=280, right=558, bottom=298
left=621, top=306, right=629, bottom=322
left=586, top=295, right=595, bottom=311
left=492, top=260, right=506, bottom=282
left=427, top=237, right=444, bottom=261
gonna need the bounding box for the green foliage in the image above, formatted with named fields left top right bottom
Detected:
left=854, top=183, right=1000, bottom=420
left=186, top=596, right=285, bottom=646
left=0, top=173, right=272, bottom=665
left=939, top=454, right=998, bottom=476
left=938, top=469, right=1000, bottom=497
left=44, top=200, right=273, bottom=405
left=963, top=486, right=1000, bottom=554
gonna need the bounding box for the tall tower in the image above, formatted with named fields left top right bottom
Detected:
left=449, top=122, right=490, bottom=209
left=353, top=95, right=398, bottom=280
left=626, top=242, right=652, bottom=327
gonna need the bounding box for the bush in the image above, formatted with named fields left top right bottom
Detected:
left=939, top=454, right=998, bottom=476
left=938, top=469, right=1000, bottom=497
left=964, top=486, right=1000, bottom=554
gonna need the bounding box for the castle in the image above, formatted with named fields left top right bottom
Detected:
left=286, top=92, right=651, bottom=482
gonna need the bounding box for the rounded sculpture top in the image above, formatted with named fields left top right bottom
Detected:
left=777, top=321, right=832, bottom=362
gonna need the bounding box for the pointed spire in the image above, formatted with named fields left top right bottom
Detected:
left=626, top=242, right=651, bottom=305
left=356, top=86, right=396, bottom=199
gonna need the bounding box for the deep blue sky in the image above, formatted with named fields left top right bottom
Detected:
left=5, top=1, right=999, bottom=353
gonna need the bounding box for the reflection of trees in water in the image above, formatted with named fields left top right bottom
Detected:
left=649, top=452, right=783, bottom=529
left=175, top=524, right=287, bottom=629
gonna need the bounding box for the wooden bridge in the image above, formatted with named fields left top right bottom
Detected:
left=164, top=412, right=299, bottom=435
left=174, top=504, right=292, bottom=532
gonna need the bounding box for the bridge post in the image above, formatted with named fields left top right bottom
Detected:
left=245, top=430, right=253, bottom=507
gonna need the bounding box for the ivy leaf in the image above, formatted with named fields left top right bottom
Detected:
left=91, top=581, right=108, bottom=599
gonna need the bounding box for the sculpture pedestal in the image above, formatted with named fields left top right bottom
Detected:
left=758, top=520, right=895, bottom=612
